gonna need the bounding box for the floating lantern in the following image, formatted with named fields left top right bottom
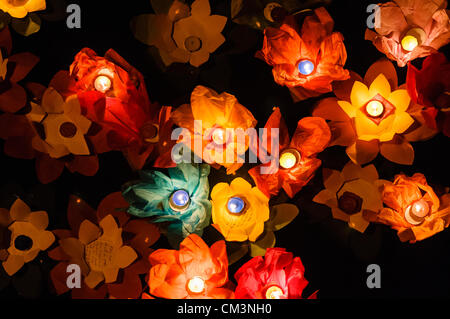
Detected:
left=279, top=149, right=301, bottom=169
left=169, top=189, right=191, bottom=212
left=227, top=197, right=246, bottom=214
left=297, top=59, right=315, bottom=76
left=148, top=234, right=233, bottom=299
left=365, top=100, right=384, bottom=118
left=94, top=75, right=112, bottom=93
left=187, top=276, right=206, bottom=294
left=265, top=285, right=284, bottom=299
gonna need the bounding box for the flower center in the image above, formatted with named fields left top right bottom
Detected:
left=85, top=239, right=114, bottom=271
left=227, top=197, right=246, bottom=214
left=184, top=36, right=202, bottom=53
left=404, top=199, right=429, bottom=225
left=187, top=276, right=205, bottom=294
left=297, top=59, right=315, bottom=76
left=279, top=149, right=301, bottom=169
left=401, top=28, right=426, bottom=52
left=265, top=285, right=284, bottom=299
left=365, top=100, right=384, bottom=117
left=14, top=235, right=33, bottom=251
left=338, top=191, right=363, bottom=215
left=59, top=122, right=78, bottom=138
left=169, top=190, right=191, bottom=212
left=94, top=75, right=112, bottom=93
left=212, top=128, right=226, bottom=145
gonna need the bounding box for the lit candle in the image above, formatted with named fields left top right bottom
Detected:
left=297, top=60, right=315, bottom=76
left=411, top=199, right=429, bottom=218
left=365, top=100, right=384, bottom=117
left=404, top=199, right=429, bottom=225
left=227, top=197, right=246, bottom=214
left=265, top=285, right=284, bottom=299
left=212, top=128, right=226, bottom=145
left=279, top=149, right=300, bottom=169
left=187, top=276, right=205, bottom=294
left=401, top=35, right=419, bottom=52
left=94, top=75, right=112, bottom=93
left=169, top=190, right=191, bottom=212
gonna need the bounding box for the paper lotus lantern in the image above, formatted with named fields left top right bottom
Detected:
left=407, top=53, right=450, bottom=137
left=132, top=0, right=227, bottom=67
left=0, top=198, right=54, bottom=276
left=249, top=108, right=331, bottom=198
left=313, top=59, right=419, bottom=165
left=256, top=7, right=349, bottom=101
left=148, top=234, right=234, bottom=299
left=171, top=85, right=257, bottom=174
left=364, top=173, right=450, bottom=243
left=63, top=48, right=175, bottom=170
left=0, top=26, right=39, bottom=113
left=313, top=161, right=384, bottom=233
left=122, top=164, right=211, bottom=246
left=365, top=0, right=450, bottom=67
left=211, top=178, right=270, bottom=243
left=0, top=0, right=45, bottom=19
left=49, top=193, right=159, bottom=299
left=234, top=248, right=315, bottom=299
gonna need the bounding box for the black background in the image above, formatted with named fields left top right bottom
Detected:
left=0, top=0, right=449, bottom=299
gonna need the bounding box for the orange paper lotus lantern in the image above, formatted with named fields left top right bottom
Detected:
left=148, top=234, right=234, bottom=299
left=49, top=193, right=160, bottom=299
left=0, top=82, right=101, bottom=184
left=171, top=85, right=257, bottom=174
left=63, top=48, right=175, bottom=170
left=313, top=59, right=421, bottom=165
left=365, top=0, right=450, bottom=67
left=249, top=107, right=331, bottom=198
left=364, top=173, right=450, bottom=243
left=313, top=161, right=384, bottom=233
left=0, top=26, right=39, bottom=113
left=0, top=198, right=55, bottom=276
left=256, top=7, right=350, bottom=101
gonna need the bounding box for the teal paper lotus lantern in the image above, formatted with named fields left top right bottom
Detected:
left=122, top=163, right=212, bottom=244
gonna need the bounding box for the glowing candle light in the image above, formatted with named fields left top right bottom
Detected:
left=365, top=100, right=384, bottom=117
left=187, top=276, right=205, bottom=294
left=404, top=199, right=429, bottom=225
left=265, top=286, right=284, bottom=299
left=401, top=35, right=419, bottom=52
left=279, top=149, right=300, bottom=169
left=169, top=190, right=190, bottom=212
left=212, top=128, right=226, bottom=145
left=227, top=197, right=245, bottom=214
left=297, top=60, right=315, bottom=76
left=94, top=75, right=112, bottom=93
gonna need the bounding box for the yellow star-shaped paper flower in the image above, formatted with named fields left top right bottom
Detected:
left=27, top=88, right=91, bottom=158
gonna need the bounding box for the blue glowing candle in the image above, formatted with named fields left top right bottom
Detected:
left=227, top=197, right=246, bottom=214
left=169, top=190, right=190, bottom=212
left=297, top=60, right=315, bottom=76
